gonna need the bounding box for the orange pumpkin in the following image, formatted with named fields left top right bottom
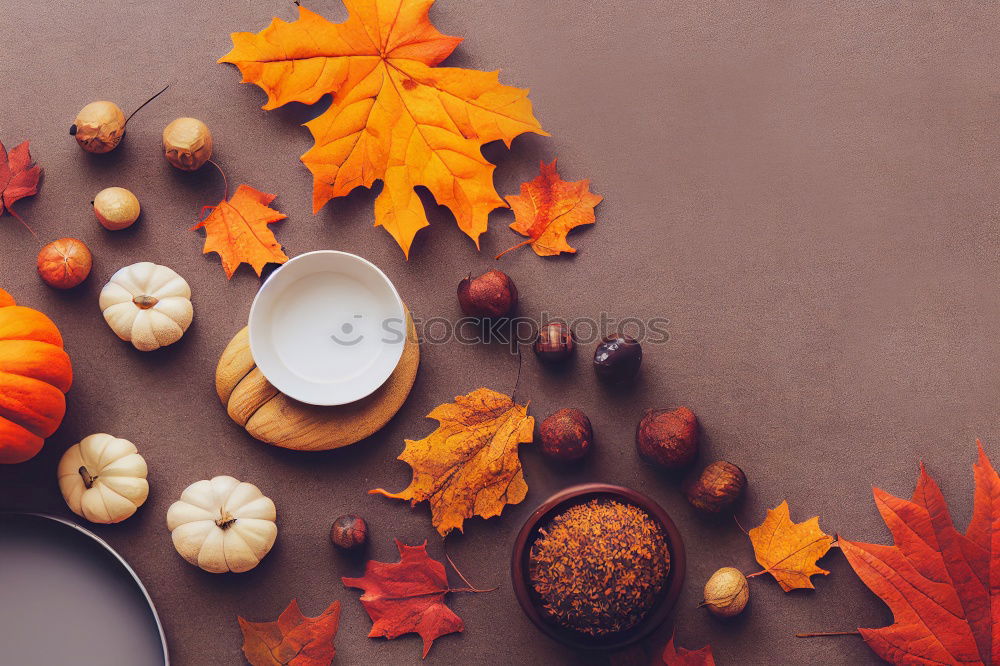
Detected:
left=0, top=288, right=73, bottom=463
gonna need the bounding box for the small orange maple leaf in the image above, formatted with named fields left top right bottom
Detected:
left=747, top=500, right=834, bottom=591
left=220, top=2, right=547, bottom=257
left=371, top=387, right=534, bottom=536
left=238, top=599, right=340, bottom=666
left=498, top=159, right=602, bottom=258
left=191, top=184, right=288, bottom=279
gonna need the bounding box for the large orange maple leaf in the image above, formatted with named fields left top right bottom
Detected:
left=840, top=441, right=999, bottom=665
left=220, top=1, right=548, bottom=257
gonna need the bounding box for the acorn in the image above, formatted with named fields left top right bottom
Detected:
left=593, top=333, right=642, bottom=383
left=539, top=408, right=593, bottom=462
left=457, top=269, right=518, bottom=318
left=534, top=322, right=575, bottom=363
left=330, top=515, right=367, bottom=551
left=636, top=406, right=698, bottom=469
left=702, top=567, right=749, bottom=618
left=163, top=117, right=213, bottom=171
left=684, top=461, right=747, bottom=514
left=93, top=187, right=140, bottom=230
left=71, top=101, right=126, bottom=153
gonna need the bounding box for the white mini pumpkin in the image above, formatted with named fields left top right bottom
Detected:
left=166, top=475, right=277, bottom=573
left=57, top=433, right=149, bottom=524
left=100, top=262, right=193, bottom=351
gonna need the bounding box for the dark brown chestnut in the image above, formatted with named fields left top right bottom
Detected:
left=330, top=514, right=368, bottom=551
left=457, top=269, right=518, bottom=318
left=593, top=333, right=642, bottom=383
left=534, top=322, right=575, bottom=363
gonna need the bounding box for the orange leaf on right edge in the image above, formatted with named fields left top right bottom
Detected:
left=191, top=184, right=288, bottom=279
left=748, top=500, right=834, bottom=591
left=499, top=159, right=601, bottom=258
left=662, top=632, right=716, bottom=666
left=839, top=441, right=999, bottom=665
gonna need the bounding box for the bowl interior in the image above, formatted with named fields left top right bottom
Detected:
left=510, top=484, right=686, bottom=651
left=249, top=251, right=406, bottom=406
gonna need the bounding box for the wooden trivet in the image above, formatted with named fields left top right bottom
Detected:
left=215, top=311, right=419, bottom=451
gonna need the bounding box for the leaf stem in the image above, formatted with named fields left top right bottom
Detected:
left=733, top=515, right=750, bottom=535
left=207, top=160, right=229, bottom=202
left=6, top=206, right=38, bottom=241
left=510, top=345, right=523, bottom=402
left=495, top=239, right=531, bottom=260
left=125, top=84, right=170, bottom=126
left=796, top=631, right=860, bottom=638
left=444, top=550, right=497, bottom=594
left=448, top=585, right=499, bottom=594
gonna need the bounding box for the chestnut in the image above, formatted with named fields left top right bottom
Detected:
left=684, top=461, right=747, bottom=513
left=539, top=408, right=593, bottom=462
left=330, top=514, right=368, bottom=551
left=636, top=406, right=698, bottom=469
left=457, top=269, right=518, bottom=318
left=593, top=333, right=641, bottom=383
left=534, top=322, right=575, bottom=363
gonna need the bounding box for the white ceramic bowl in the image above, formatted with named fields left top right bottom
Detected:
left=248, top=251, right=406, bottom=406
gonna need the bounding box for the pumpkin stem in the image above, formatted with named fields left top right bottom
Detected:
left=133, top=295, right=158, bottom=309
left=216, top=512, right=237, bottom=529
left=79, top=466, right=96, bottom=489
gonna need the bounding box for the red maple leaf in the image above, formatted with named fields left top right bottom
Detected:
left=342, top=540, right=465, bottom=658
left=662, top=632, right=716, bottom=665
left=0, top=140, right=42, bottom=235
left=840, top=441, right=999, bottom=665
left=238, top=599, right=340, bottom=666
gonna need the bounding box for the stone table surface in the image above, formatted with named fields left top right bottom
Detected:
left=1, top=0, right=998, bottom=664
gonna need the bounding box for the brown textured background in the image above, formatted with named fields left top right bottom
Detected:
left=1, top=1, right=998, bottom=664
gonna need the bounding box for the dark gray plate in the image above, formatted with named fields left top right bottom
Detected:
left=0, top=513, right=169, bottom=666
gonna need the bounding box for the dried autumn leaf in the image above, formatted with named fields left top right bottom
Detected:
left=219, top=1, right=547, bottom=257
left=371, top=387, right=533, bottom=536
left=1, top=140, right=42, bottom=234
left=342, top=540, right=464, bottom=658
left=499, top=159, right=601, bottom=258
left=238, top=599, right=340, bottom=666
left=748, top=500, right=834, bottom=591
left=839, top=441, right=999, bottom=665
left=662, top=633, right=716, bottom=666
left=191, top=184, right=288, bottom=279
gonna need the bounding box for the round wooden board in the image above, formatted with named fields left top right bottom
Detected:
left=215, top=312, right=419, bottom=451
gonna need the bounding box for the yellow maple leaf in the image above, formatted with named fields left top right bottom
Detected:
left=191, top=184, right=288, bottom=279
left=747, top=500, right=834, bottom=591
left=219, top=1, right=548, bottom=257
left=371, top=387, right=534, bottom=536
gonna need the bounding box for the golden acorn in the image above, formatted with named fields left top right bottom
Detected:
left=71, top=101, right=126, bottom=153
left=93, top=187, right=141, bottom=231
left=162, top=117, right=213, bottom=171
left=702, top=567, right=749, bottom=618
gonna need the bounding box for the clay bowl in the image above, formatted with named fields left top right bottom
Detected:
left=510, top=483, right=686, bottom=651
